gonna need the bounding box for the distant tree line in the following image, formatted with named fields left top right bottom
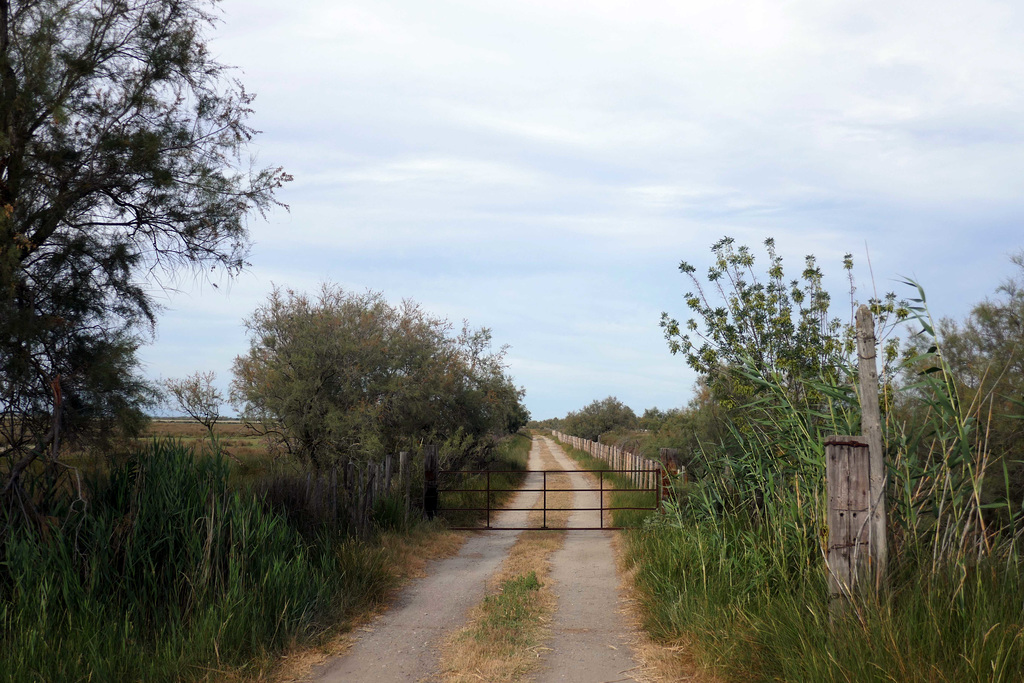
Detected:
left=531, top=396, right=637, bottom=442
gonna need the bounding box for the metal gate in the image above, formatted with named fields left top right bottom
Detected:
left=432, top=468, right=662, bottom=530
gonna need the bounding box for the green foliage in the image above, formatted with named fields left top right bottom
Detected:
left=476, top=571, right=542, bottom=634
left=0, top=0, right=287, bottom=521
left=0, top=440, right=394, bottom=682
left=660, top=237, right=906, bottom=406
left=231, top=285, right=528, bottom=470
left=560, top=395, right=637, bottom=442
left=628, top=516, right=1024, bottom=682
left=624, top=241, right=1024, bottom=681
left=626, top=320, right=1024, bottom=679
left=927, top=252, right=1024, bottom=508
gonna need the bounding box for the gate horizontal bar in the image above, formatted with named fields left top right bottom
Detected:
left=437, top=506, right=656, bottom=512
left=447, top=526, right=630, bottom=531
left=435, top=465, right=663, bottom=530
left=439, top=487, right=656, bottom=494
left=438, top=469, right=658, bottom=474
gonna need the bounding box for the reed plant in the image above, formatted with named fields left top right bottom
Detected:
left=627, top=292, right=1024, bottom=681
left=0, top=439, right=397, bottom=682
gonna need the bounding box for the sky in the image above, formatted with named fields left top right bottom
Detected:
left=139, top=0, right=1024, bottom=420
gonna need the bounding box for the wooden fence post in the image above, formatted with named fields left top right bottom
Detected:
left=400, top=451, right=411, bottom=527
left=660, top=448, right=686, bottom=485
left=825, top=436, right=871, bottom=612
left=366, top=465, right=377, bottom=535
left=345, top=461, right=356, bottom=529
left=385, top=453, right=393, bottom=495
left=423, top=445, right=439, bottom=520
left=357, top=465, right=366, bottom=535
left=330, top=465, right=338, bottom=526
left=856, top=305, right=887, bottom=587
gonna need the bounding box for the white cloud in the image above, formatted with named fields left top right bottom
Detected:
left=139, top=0, right=1024, bottom=419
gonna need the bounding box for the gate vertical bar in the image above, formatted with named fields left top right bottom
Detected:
left=424, top=445, right=438, bottom=520
left=486, top=469, right=491, bottom=529
left=399, top=451, right=410, bottom=527
left=599, top=470, right=604, bottom=529
left=543, top=470, right=548, bottom=529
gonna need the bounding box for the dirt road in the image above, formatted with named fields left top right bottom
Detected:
left=312, top=436, right=643, bottom=682
left=533, top=438, right=641, bottom=683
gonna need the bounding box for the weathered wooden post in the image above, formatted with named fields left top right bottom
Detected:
left=356, top=465, right=366, bottom=535
left=400, top=451, right=411, bottom=526
left=330, top=465, right=338, bottom=525
left=660, top=447, right=685, bottom=484
left=856, top=305, right=887, bottom=587
left=423, top=445, right=439, bottom=520
left=365, top=466, right=377, bottom=536
left=825, top=435, right=871, bottom=612
left=384, top=453, right=393, bottom=495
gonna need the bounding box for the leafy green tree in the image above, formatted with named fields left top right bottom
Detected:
left=660, top=237, right=905, bottom=406
left=231, top=285, right=527, bottom=470
left=657, top=237, right=908, bottom=509
left=562, top=396, right=637, bottom=442
left=1, top=0, right=288, bottom=516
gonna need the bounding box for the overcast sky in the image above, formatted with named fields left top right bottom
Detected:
left=139, top=0, right=1024, bottom=420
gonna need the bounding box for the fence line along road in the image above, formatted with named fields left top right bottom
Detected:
left=550, top=430, right=673, bottom=493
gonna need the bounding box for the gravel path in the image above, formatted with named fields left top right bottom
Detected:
left=532, top=437, right=642, bottom=683
left=312, top=436, right=643, bottom=682
left=312, top=443, right=545, bottom=683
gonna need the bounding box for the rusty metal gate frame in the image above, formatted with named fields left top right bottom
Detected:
left=435, top=468, right=661, bottom=530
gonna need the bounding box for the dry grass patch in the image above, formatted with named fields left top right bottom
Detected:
left=438, top=440, right=571, bottom=683
left=142, top=420, right=268, bottom=465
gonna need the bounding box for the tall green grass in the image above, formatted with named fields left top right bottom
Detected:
left=0, top=440, right=396, bottom=682
left=630, top=514, right=1024, bottom=681
left=620, top=297, right=1024, bottom=681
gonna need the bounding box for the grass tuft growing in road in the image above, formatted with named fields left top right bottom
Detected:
left=471, top=570, right=543, bottom=645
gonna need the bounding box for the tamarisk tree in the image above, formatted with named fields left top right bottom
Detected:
left=231, top=285, right=529, bottom=470
left=0, top=0, right=288, bottom=519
